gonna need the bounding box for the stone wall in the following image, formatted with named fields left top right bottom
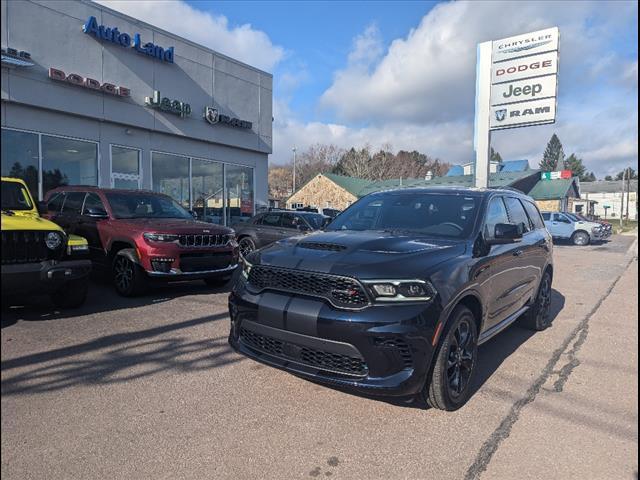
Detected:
left=535, top=199, right=561, bottom=212
left=287, top=175, right=358, bottom=210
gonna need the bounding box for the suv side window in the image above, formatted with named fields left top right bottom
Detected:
left=522, top=201, right=545, bottom=230
left=554, top=213, right=571, bottom=223
left=504, top=197, right=531, bottom=234
left=251, top=214, right=264, bottom=225
left=261, top=213, right=281, bottom=227
left=280, top=213, right=298, bottom=229
left=541, top=212, right=551, bottom=221
left=61, top=191, right=86, bottom=215
left=47, top=192, right=65, bottom=213
left=484, top=196, right=510, bottom=239
left=82, top=193, right=106, bottom=215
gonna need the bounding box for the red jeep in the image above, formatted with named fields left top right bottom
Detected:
left=43, top=187, right=238, bottom=296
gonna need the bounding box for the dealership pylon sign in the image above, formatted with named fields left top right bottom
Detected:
left=474, top=27, right=559, bottom=188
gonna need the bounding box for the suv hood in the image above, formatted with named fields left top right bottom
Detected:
left=1, top=212, right=63, bottom=232
left=253, top=230, right=467, bottom=279
left=112, top=218, right=233, bottom=235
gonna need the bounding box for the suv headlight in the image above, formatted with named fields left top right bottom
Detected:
left=45, top=231, right=64, bottom=250
left=363, top=279, right=435, bottom=303
left=143, top=233, right=179, bottom=242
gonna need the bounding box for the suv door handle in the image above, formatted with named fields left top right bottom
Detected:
left=513, top=250, right=524, bottom=257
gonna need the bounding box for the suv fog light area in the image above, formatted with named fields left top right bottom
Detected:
left=151, top=257, right=175, bottom=273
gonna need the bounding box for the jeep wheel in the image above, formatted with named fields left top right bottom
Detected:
left=521, top=271, right=553, bottom=331
left=425, top=306, right=478, bottom=411
left=51, top=277, right=89, bottom=309
left=113, top=254, right=147, bottom=296
left=571, top=231, right=590, bottom=246
left=238, top=237, right=256, bottom=257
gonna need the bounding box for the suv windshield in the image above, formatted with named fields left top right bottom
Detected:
left=302, top=213, right=326, bottom=230
left=565, top=213, right=580, bottom=222
left=105, top=192, right=192, bottom=220
left=1, top=181, right=33, bottom=211
left=326, top=192, right=480, bottom=239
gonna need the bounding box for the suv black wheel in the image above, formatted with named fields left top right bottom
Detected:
left=51, top=278, right=89, bottom=308
left=113, top=252, right=147, bottom=296
left=571, top=231, right=590, bottom=246
left=425, top=306, right=478, bottom=411
left=238, top=237, right=256, bottom=257
left=521, top=271, right=553, bottom=331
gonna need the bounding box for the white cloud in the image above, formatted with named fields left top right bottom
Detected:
left=94, top=0, right=284, bottom=72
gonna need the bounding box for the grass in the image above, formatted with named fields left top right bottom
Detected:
left=607, top=219, right=638, bottom=234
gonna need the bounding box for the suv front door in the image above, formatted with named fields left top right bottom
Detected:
left=76, top=192, right=109, bottom=265
left=550, top=212, right=573, bottom=239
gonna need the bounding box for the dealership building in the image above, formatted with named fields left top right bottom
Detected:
left=1, top=0, right=272, bottom=225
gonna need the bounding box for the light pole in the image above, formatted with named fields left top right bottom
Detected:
left=292, top=147, right=297, bottom=194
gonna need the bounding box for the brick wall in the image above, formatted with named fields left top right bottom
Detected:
left=287, top=175, right=358, bottom=210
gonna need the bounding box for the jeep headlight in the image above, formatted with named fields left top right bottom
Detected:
left=45, top=231, right=63, bottom=250
left=143, top=233, right=179, bottom=242
left=363, top=279, right=435, bottom=303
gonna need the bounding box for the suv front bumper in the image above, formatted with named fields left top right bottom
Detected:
left=228, top=277, right=442, bottom=397
left=1, top=259, right=92, bottom=295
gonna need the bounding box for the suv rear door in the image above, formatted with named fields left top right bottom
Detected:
left=76, top=192, right=109, bottom=264
left=55, top=191, right=85, bottom=233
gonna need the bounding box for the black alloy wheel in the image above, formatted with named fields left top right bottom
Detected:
left=112, top=253, right=146, bottom=296
left=425, top=306, right=478, bottom=411
left=239, top=237, right=256, bottom=257
left=521, top=271, right=553, bottom=331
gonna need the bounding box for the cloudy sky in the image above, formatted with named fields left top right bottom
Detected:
left=99, top=0, right=637, bottom=177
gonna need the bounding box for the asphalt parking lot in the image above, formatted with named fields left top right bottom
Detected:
left=2, top=235, right=637, bottom=480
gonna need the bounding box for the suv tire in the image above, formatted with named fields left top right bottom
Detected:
left=521, top=271, right=553, bottom=331
left=51, top=278, right=89, bottom=308
left=425, top=306, right=478, bottom=411
left=113, top=251, right=147, bottom=296
left=571, top=231, right=590, bottom=246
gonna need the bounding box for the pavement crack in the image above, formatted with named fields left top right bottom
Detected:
left=463, top=255, right=636, bottom=480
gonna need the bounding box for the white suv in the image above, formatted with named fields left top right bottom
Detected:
left=541, top=211, right=604, bottom=246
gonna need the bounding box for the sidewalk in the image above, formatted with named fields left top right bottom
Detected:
left=482, top=249, right=638, bottom=479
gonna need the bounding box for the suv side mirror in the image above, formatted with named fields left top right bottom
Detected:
left=37, top=201, right=48, bottom=215
left=85, top=207, right=108, bottom=219
left=488, top=223, right=522, bottom=245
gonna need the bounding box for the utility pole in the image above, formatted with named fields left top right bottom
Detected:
left=626, top=167, right=631, bottom=221
left=292, top=147, right=297, bottom=194
left=620, top=167, right=626, bottom=228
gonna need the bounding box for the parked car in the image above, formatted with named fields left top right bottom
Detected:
left=541, top=211, right=604, bottom=246
left=232, top=210, right=329, bottom=257
left=1, top=177, right=92, bottom=307
left=321, top=208, right=341, bottom=219
left=571, top=213, right=612, bottom=238
left=43, top=187, right=238, bottom=296
left=229, top=188, right=554, bottom=410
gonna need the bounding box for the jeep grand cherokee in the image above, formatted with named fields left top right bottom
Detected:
left=229, top=188, right=554, bottom=410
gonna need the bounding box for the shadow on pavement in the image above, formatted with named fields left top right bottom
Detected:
left=1, top=312, right=241, bottom=396
left=1, top=278, right=231, bottom=328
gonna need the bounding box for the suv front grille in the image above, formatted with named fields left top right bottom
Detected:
left=247, top=265, right=369, bottom=308
left=239, top=327, right=367, bottom=377
left=178, top=234, right=228, bottom=248
left=1, top=231, right=63, bottom=265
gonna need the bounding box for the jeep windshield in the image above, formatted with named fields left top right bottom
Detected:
left=105, top=192, right=192, bottom=220
left=1, top=181, right=34, bottom=212
left=325, top=192, right=480, bottom=239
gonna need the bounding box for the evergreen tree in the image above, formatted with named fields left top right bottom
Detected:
left=539, top=133, right=565, bottom=171
left=604, top=175, right=613, bottom=181
left=490, top=147, right=503, bottom=163
left=564, top=153, right=586, bottom=179
left=615, top=168, right=638, bottom=180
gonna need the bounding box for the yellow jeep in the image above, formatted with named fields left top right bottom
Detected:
left=1, top=177, right=92, bottom=308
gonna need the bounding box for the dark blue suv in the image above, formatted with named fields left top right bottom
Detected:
left=228, top=188, right=553, bottom=410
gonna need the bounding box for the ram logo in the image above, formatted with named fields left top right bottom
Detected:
left=495, top=109, right=507, bottom=121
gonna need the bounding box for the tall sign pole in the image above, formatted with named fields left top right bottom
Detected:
left=474, top=27, right=560, bottom=188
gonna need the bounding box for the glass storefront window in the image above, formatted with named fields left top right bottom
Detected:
left=111, top=145, right=141, bottom=189
left=226, top=164, right=254, bottom=225
left=42, top=135, right=98, bottom=197
left=1, top=129, right=40, bottom=200
left=151, top=152, right=190, bottom=209
left=192, top=158, right=224, bottom=224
